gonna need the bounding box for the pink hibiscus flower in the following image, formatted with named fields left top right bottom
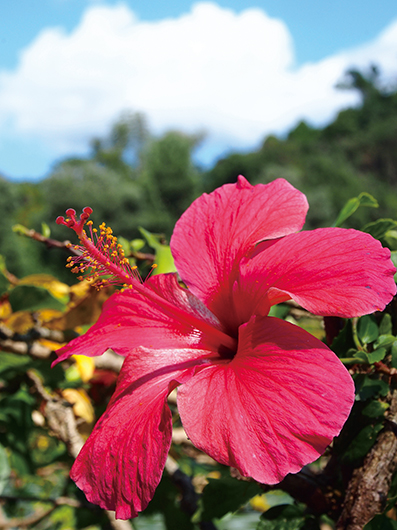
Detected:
left=55, top=176, right=396, bottom=519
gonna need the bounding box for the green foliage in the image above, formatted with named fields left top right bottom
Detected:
left=364, top=514, right=397, bottom=530
left=8, top=285, right=66, bottom=312
left=257, top=504, right=320, bottom=530
left=196, top=477, right=262, bottom=521
left=139, top=228, right=177, bottom=275
left=333, top=192, right=378, bottom=227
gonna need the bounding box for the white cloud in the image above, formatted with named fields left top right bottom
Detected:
left=0, top=2, right=397, bottom=159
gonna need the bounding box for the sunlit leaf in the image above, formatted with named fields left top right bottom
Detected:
left=62, top=388, right=95, bottom=424
left=362, top=219, right=397, bottom=240
left=362, top=401, right=389, bottom=418
left=0, top=299, right=12, bottom=319
left=131, top=238, right=145, bottom=252
left=41, top=222, right=51, bottom=238
left=72, top=355, right=95, bottom=382
left=250, top=491, right=294, bottom=513
left=0, top=443, right=11, bottom=494
left=391, top=251, right=397, bottom=282
left=4, top=311, right=34, bottom=333
left=9, top=285, right=66, bottom=313
left=18, top=274, right=69, bottom=302
left=334, top=192, right=378, bottom=227
left=139, top=227, right=177, bottom=274
left=36, top=308, right=65, bottom=325
left=257, top=504, right=320, bottom=530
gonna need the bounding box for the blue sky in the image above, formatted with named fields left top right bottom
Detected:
left=1, top=0, right=397, bottom=180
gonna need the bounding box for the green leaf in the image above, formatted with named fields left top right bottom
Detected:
left=366, top=348, right=386, bottom=363
left=330, top=320, right=355, bottom=358
left=383, top=230, right=397, bottom=250
left=357, top=315, right=379, bottom=345
left=358, top=377, right=389, bottom=401
left=343, top=423, right=383, bottom=463
left=362, top=400, right=389, bottom=418
left=379, top=314, right=392, bottom=336
left=364, top=514, right=397, bottom=530
left=198, top=477, right=261, bottom=521
left=392, top=341, right=397, bottom=368
left=353, top=348, right=386, bottom=364
left=41, top=222, right=51, bottom=238
left=130, top=238, right=145, bottom=252
left=391, top=252, right=397, bottom=282
left=362, top=219, right=397, bottom=240
left=374, top=334, right=396, bottom=350
left=0, top=352, right=32, bottom=376
left=268, top=304, right=290, bottom=319
left=0, top=255, right=10, bottom=296
left=334, top=193, right=378, bottom=227
left=8, top=285, right=66, bottom=312
left=139, top=227, right=177, bottom=275
left=257, top=504, right=320, bottom=530
left=117, top=236, right=131, bottom=255
left=0, top=443, right=11, bottom=494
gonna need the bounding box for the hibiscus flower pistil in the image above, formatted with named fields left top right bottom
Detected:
left=56, top=207, right=149, bottom=288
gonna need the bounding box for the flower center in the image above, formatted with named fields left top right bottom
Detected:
left=218, top=342, right=237, bottom=360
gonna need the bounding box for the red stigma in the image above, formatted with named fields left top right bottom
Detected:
left=56, top=207, right=93, bottom=235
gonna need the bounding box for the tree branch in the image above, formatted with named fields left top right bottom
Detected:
left=336, top=389, right=397, bottom=529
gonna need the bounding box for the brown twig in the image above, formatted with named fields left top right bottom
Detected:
left=336, top=388, right=397, bottom=529
left=25, top=369, right=135, bottom=530
left=13, top=225, right=78, bottom=255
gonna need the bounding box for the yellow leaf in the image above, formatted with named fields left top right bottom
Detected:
left=73, top=355, right=95, bottom=382
left=36, top=308, right=65, bottom=324
left=62, top=388, right=94, bottom=424
left=19, top=274, right=69, bottom=301
left=250, top=495, right=271, bottom=512
left=69, top=281, right=92, bottom=299
left=5, top=311, right=34, bottom=333
left=0, top=299, right=12, bottom=320
left=38, top=338, right=66, bottom=351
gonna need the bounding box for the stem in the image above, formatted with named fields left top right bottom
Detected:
left=351, top=317, right=364, bottom=351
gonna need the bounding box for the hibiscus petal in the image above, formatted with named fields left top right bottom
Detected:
left=170, top=176, right=308, bottom=322
left=54, top=274, right=234, bottom=364
left=236, top=228, right=396, bottom=320
left=71, top=347, right=211, bottom=519
left=177, top=316, right=354, bottom=484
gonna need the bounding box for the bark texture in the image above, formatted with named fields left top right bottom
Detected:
left=337, top=390, right=397, bottom=529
